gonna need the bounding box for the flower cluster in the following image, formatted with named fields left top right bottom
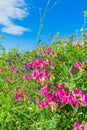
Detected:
left=37, top=83, right=87, bottom=108
left=73, top=122, right=87, bottom=130
left=44, top=47, right=52, bottom=54
left=31, top=70, right=50, bottom=82
left=15, top=87, right=26, bottom=101
left=31, top=59, right=51, bottom=69
left=0, top=67, right=6, bottom=72
left=10, top=65, right=16, bottom=72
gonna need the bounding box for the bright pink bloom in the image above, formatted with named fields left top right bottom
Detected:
left=14, top=87, right=19, bottom=92
left=15, top=92, right=23, bottom=100
left=73, top=122, right=80, bottom=130
left=44, top=59, right=51, bottom=66
left=23, top=74, right=30, bottom=80
left=56, top=82, right=65, bottom=89
left=10, top=66, right=16, bottom=72
left=70, top=68, right=75, bottom=73
left=73, top=123, right=84, bottom=130
left=44, top=47, right=51, bottom=54
left=72, top=89, right=83, bottom=97
left=7, top=76, right=12, bottom=82
left=37, top=99, right=46, bottom=108
left=31, top=70, right=39, bottom=80
left=74, top=62, right=82, bottom=69
left=0, top=67, right=6, bottom=72
left=37, top=92, right=58, bottom=108
left=67, top=95, right=80, bottom=106
left=40, top=86, right=50, bottom=96
left=82, top=94, right=87, bottom=107
left=31, top=59, right=51, bottom=69
left=32, top=59, right=44, bottom=69
left=37, top=71, right=50, bottom=82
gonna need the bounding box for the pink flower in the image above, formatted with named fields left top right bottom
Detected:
left=73, top=122, right=80, bottom=130
left=56, top=82, right=65, bottom=89
left=10, top=66, right=16, bottom=72
left=44, top=47, right=51, bottom=54
left=74, top=62, right=82, bottom=69
left=23, top=74, right=30, bottom=80
left=44, top=59, right=51, bottom=66
left=72, top=89, right=83, bottom=97
left=14, top=87, right=19, bottom=92
left=15, top=92, right=23, bottom=100
left=40, top=86, right=50, bottom=96
left=68, top=35, right=72, bottom=40
left=7, top=76, right=12, bottom=84
left=73, top=123, right=84, bottom=130
left=67, top=95, right=80, bottom=106
left=37, top=99, right=46, bottom=108
left=70, top=68, right=75, bottom=73
left=31, top=70, right=39, bottom=80
left=37, top=92, right=58, bottom=108
left=7, top=76, right=12, bottom=82
left=82, top=94, right=87, bottom=107
left=0, top=67, right=6, bottom=72
left=37, top=71, right=50, bottom=82
left=32, top=59, right=51, bottom=69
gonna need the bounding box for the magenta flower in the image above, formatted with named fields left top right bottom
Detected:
left=74, top=62, right=82, bottom=69
left=14, top=87, right=19, bottom=92
left=37, top=99, right=46, bottom=108
left=7, top=76, right=12, bottom=82
left=70, top=68, right=75, bottom=73
left=7, top=76, right=12, bottom=84
left=23, top=74, right=30, bottom=80
left=72, top=89, right=83, bottom=97
left=10, top=65, right=16, bottom=72
left=15, top=92, right=23, bottom=100
left=40, top=86, right=50, bottom=96
left=31, top=70, right=39, bottom=80
left=73, top=122, right=84, bottom=130
left=56, top=82, right=65, bottom=89
left=38, top=71, right=50, bottom=82
left=44, top=47, right=51, bottom=54
left=0, top=67, right=6, bottom=72
left=82, top=94, right=87, bottom=107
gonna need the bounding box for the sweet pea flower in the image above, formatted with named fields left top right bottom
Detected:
left=73, top=122, right=84, bottom=130
left=44, top=47, right=51, bottom=54
left=0, top=67, right=6, bottom=72
left=40, top=86, right=50, bottom=96
left=7, top=76, right=12, bottom=82
left=31, top=70, right=39, bottom=80
left=70, top=68, right=75, bottom=73
left=10, top=66, right=16, bottom=72
left=7, top=76, right=12, bottom=84
left=15, top=92, right=23, bottom=100
left=56, top=82, right=65, bottom=89
left=72, top=89, right=83, bottom=97
left=74, top=62, right=82, bottom=69
left=23, top=74, right=30, bottom=80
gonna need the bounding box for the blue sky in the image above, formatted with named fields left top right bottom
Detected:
left=0, top=0, right=87, bottom=52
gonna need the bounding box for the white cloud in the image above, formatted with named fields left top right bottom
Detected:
left=0, top=0, right=30, bottom=35
left=2, top=24, right=29, bottom=35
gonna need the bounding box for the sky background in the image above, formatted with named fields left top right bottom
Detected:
left=0, top=0, right=87, bottom=52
